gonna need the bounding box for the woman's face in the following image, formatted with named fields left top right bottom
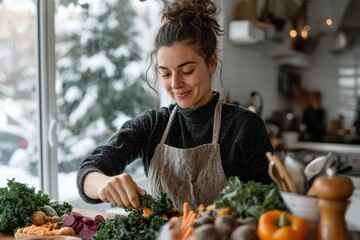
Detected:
left=157, top=42, right=217, bottom=109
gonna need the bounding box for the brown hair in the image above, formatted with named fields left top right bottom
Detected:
left=145, top=0, right=226, bottom=98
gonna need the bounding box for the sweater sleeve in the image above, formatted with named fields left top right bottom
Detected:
left=239, top=111, right=273, bottom=184
left=76, top=109, right=163, bottom=203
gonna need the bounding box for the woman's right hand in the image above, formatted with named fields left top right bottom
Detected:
left=84, top=172, right=147, bottom=208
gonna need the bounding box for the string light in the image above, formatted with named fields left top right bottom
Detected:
left=290, top=29, right=297, bottom=38
left=301, top=30, right=309, bottom=39
left=326, top=18, right=333, bottom=26
left=289, top=24, right=311, bottom=40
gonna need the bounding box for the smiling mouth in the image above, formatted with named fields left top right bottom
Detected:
left=174, top=91, right=191, bottom=97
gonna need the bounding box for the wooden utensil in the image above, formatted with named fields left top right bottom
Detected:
left=268, top=160, right=290, bottom=192
left=266, top=152, right=297, bottom=193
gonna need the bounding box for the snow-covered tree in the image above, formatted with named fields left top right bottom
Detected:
left=56, top=0, right=158, bottom=170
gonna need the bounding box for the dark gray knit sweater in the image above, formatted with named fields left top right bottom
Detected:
left=76, top=92, right=273, bottom=203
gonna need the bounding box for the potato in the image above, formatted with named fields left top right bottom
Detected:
left=230, top=224, right=258, bottom=240
left=157, top=220, right=182, bottom=240
left=31, top=211, right=47, bottom=226
left=237, top=217, right=258, bottom=229
left=191, top=216, right=215, bottom=228
left=189, top=224, right=222, bottom=240
left=214, top=215, right=238, bottom=237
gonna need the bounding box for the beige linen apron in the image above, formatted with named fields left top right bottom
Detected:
left=147, top=100, right=227, bottom=209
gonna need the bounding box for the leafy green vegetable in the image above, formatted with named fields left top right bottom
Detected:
left=0, top=179, right=72, bottom=234
left=137, top=192, right=179, bottom=217
left=93, top=193, right=179, bottom=240
left=214, top=176, right=286, bottom=219
left=49, top=200, right=72, bottom=216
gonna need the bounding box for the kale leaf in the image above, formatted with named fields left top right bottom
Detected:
left=214, top=176, right=286, bottom=219
left=93, top=193, right=178, bottom=240
left=0, top=179, right=72, bottom=234
left=138, top=192, right=179, bottom=217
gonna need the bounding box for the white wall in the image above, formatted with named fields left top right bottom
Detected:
left=301, top=36, right=342, bottom=126
left=220, top=0, right=360, bottom=129
left=221, top=0, right=291, bottom=120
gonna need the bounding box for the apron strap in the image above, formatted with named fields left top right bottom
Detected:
left=160, top=106, right=177, bottom=144
left=212, top=100, right=222, bottom=143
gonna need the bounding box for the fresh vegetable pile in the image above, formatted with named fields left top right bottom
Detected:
left=0, top=178, right=72, bottom=234
left=214, top=176, right=286, bottom=219
left=0, top=177, right=292, bottom=240
left=62, top=212, right=105, bottom=239
left=92, top=192, right=180, bottom=240
left=92, top=176, right=287, bottom=240
left=158, top=201, right=260, bottom=240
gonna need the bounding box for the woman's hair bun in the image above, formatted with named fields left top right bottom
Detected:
left=162, top=0, right=222, bottom=35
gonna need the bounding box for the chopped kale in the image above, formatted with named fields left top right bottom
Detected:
left=0, top=179, right=72, bottom=234
left=93, top=193, right=178, bottom=240
left=214, top=176, right=286, bottom=219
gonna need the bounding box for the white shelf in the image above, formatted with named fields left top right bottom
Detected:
left=261, top=41, right=304, bottom=57
left=227, top=19, right=311, bottom=68
left=228, top=20, right=265, bottom=45
left=259, top=41, right=311, bottom=68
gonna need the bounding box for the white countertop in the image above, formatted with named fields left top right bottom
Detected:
left=288, top=141, right=360, bottom=155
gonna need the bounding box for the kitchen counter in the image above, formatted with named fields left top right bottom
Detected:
left=284, top=141, right=360, bottom=155
left=279, top=141, right=360, bottom=176
left=300, top=135, right=360, bottom=145
left=0, top=207, right=359, bottom=240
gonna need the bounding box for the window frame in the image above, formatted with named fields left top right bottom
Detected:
left=36, top=0, right=59, bottom=199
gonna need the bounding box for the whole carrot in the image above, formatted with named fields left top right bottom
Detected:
left=181, top=227, right=193, bottom=240
left=182, top=202, right=190, bottom=228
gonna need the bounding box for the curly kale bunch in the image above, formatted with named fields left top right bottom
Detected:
left=93, top=192, right=179, bottom=240
left=0, top=179, right=72, bottom=234
left=214, top=176, right=286, bottom=219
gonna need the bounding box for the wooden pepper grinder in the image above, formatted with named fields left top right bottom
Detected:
left=311, top=168, right=354, bottom=240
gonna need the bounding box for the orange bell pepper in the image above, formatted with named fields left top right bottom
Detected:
left=257, top=210, right=308, bottom=240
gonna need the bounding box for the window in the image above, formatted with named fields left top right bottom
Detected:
left=338, top=52, right=360, bottom=129
left=54, top=0, right=162, bottom=202
left=0, top=0, right=163, bottom=207
left=0, top=0, right=40, bottom=189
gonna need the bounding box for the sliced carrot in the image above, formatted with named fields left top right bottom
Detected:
left=142, top=207, right=154, bottom=218
left=198, top=204, right=206, bottom=211
left=216, top=207, right=231, bottom=217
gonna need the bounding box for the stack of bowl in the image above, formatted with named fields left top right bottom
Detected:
left=280, top=191, right=320, bottom=240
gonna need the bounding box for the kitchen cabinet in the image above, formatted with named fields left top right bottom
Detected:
left=228, top=20, right=265, bottom=44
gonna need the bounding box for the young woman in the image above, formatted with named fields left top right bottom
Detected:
left=76, top=0, right=273, bottom=210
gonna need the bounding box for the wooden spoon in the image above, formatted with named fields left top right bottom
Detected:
left=266, top=152, right=297, bottom=193
left=268, top=161, right=290, bottom=192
